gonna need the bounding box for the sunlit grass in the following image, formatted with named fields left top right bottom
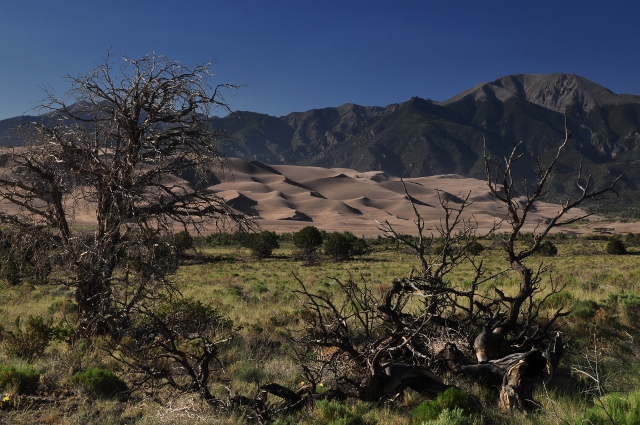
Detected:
left=1, top=236, right=640, bottom=423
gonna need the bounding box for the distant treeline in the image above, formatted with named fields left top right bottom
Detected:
left=200, top=229, right=609, bottom=247
left=586, top=203, right=640, bottom=219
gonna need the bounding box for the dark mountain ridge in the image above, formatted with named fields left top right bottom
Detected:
left=2, top=73, right=639, bottom=215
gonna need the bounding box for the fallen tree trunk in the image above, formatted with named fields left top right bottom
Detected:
left=438, top=335, right=564, bottom=411
left=461, top=351, right=545, bottom=384
left=260, top=362, right=476, bottom=412
left=360, top=362, right=452, bottom=401
left=498, top=353, right=544, bottom=411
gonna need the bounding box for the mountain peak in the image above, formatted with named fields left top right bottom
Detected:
left=443, top=73, right=626, bottom=114
left=518, top=73, right=622, bottom=113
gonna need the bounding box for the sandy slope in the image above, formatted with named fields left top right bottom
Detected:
left=0, top=153, right=626, bottom=237
left=211, top=158, right=598, bottom=237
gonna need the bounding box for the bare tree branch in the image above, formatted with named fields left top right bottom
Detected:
left=0, top=53, right=253, bottom=336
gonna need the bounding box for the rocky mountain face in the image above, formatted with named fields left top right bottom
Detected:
left=2, top=74, right=640, bottom=214
left=445, top=74, right=626, bottom=115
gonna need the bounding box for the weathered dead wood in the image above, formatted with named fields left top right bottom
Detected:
left=498, top=350, right=547, bottom=411
left=259, top=383, right=303, bottom=402
left=543, top=334, right=565, bottom=385
left=439, top=343, right=534, bottom=383
left=438, top=338, right=562, bottom=411
left=359, top=362, right=451, bottom=401
left=462, top=352, right=534, bottom=383
left=473, top=325, right=509, bottom=362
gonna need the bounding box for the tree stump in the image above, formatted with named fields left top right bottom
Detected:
left=438, top=343, right=552, bottom=411
left=498, top=350, right=546, bottom=411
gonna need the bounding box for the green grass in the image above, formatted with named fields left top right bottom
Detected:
left=0, top=237, right=639, bottom=423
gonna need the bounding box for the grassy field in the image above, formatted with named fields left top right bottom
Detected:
left=1, top=235, right=639, bottom=424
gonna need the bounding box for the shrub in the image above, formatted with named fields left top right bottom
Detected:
left=519, top=232, right=535, bottom=244
left=293, top=226, right=323, bottom=264
left=467, top=240, right=485, bottom=255
left=323, top=232, right=370, bottom=262
left=432, top=241, right=447, bottom=256
left=272, top=417, right=297, bottom=425
left=242, top=230, right=279, bottom=259
left=170, top=230, right=194, bottom=256
left=583, top=391, right=640, bottom=425
left=422, top=408, right=474, bottom=425
left=554, top=232, right=567, bottom=240
left=342, top=232, right=370, bottom=256
left=586, top=234, right=610, bottom=241
left=621, top=295, right=640, bottom=325
left=606, top=236, right=627, bottom=255
left=432, top=238, right=479, bottom=256
left=350, top=236, right=371, bottom=256
left=293, top=226, right=323, bottom=251
left=70, top=368, right=128, bottom=399
left=324, top=232, right=354, bottom=262
left=0, top=365, right=40, bottom=395
left=625, top=232, right=639, bottom=246
left=411, top=398, right=441, bottom=423
left=410, top=387, right=474, bottom=425
left=571, top=299, right=600, bottom=320
left=315, top=399, right=376, bottom=425
left=114, top=296, right=234, bottom=399
left=545, top=290, right=574, bottom=309
left=605, top=292, right=640, bottom=325
left=0, top=315, right=64, bottom=361
left=205, top=232, right=239, bottom=246
left=535, top=240, right=558, bottom=256
left=490, top=233, right=508, bottom=249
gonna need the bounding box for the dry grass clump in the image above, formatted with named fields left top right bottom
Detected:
left=136, top=394, right=234, bottom=425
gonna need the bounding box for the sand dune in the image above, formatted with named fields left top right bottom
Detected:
left=0, top=153, right=619, bottom=237
left=214, top=158, right=597, bottom=237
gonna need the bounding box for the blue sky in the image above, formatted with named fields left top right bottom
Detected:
left=1, top=0, right=639, bottom=120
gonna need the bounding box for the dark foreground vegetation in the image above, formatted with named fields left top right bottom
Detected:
left=1, top=231, right=640, bottom=424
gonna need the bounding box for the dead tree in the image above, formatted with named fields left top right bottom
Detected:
left=289, top=258, right=480, bottom=404
left=272, top=188, right=500, bottom=408
left=0, top=53, right=251, bottom=335
left=483, top=110, right=621, bottom=350
left=374, top=186, right=504, bottom=331
left=438, top=334, right=563, bottom=411
left=288, top=183, right=567, bottom=411
left=286, top=110, right=620, bottom=412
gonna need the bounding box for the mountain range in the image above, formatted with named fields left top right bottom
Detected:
left=2, top=73, right=639, bottom=215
